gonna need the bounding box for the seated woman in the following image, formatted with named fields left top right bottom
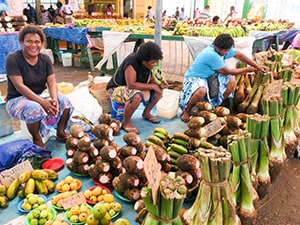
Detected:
left=179, top=34, right=269, bottom=122
left=5, top=25, right=74, bottom=148
left=106, top=41, right=168, bottom=134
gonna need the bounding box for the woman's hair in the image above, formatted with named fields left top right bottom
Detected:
left=213, top=34, right=234, bottom=49
left=136, top=41, right=163, bottom=62
left=18, top=25, right=46, bottom=44
left=56, top=1, right=62, bottom=8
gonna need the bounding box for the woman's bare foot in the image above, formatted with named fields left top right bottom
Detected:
left=180, top=112, right=190, bottom=123
left=56, top=131, right=71, bottom=142
left=121, top=122, right=139, bottom=134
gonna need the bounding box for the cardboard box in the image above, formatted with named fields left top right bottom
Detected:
left=73, top=54, right=81, bottom=67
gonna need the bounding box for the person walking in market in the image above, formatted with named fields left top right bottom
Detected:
left=145, top=5, right=155, bottom=22
left=5, top=25, right=74, bottom=148
left=40, top=5, right=52, bottom=25
left=179, top=34, right=269, bottom=122
left=106, top=41, right=168, bottom=134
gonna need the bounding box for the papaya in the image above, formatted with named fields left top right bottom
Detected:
left=7, top=178, right=21, bottom=199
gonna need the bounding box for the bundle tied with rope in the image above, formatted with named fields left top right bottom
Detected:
left=140, top=174, right=187, bottom=225
left=183, top=146, right=241, bottom=225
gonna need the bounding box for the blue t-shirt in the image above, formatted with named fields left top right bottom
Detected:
left=185, top=44, right=236, bottom=79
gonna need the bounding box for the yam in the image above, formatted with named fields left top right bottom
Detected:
left=110, top=156, right=122, bottom=169
left=97, top=172, right=113, bottom=185
left=77, top=135, right=92, bottom=151
left=151, top=144, right=170, bottom=162
left=99, top=113, right=111, bottom=124
left=213, top=106, right=231, bottom=117
left=110, top=118, right=121, bottom=136
left=187, top=116, right=205, bottom=129
left=66, top=149, right=76, bottom=158
left=176, top=154, right=200, bottom=171
left=99, top=146, right=117, bottom=161
left=73, top=151, right=89, bottom=164
left=93, top=138, right=109, bottom=150
left=77, top=164, right=90, bottom=174
left=119, top=145, right=137, bottom=159
left=92, top=124, right=114, bottom=141
left=95, top=159, right=111, bottom=173
left=175, top=170, right=194, bottom=185
left=195, top=101, right=212, bottom=111
left=123, top=156, right=144, bottom=174
left=184, top=128, right=208, bottom=139
left=123, top=132, right=141, bottom=146
left=88, top=164, right=100, bottom=179
left=65, top=137, right=79, bottom=149
left=123, top=188, right=141, bottom=201
left=198, top=111, right=218, bottom=123
left=133, top=141, right=146, bottom=153
left=119, top=172, right=140, bottom=188
left=70, top=124, right=85, bottom=138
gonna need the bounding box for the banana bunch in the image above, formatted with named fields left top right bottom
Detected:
left=4, top=169, right=58, bottom=201
left=152, top=60, right=166, bottom=86
left=173, top=22, right=190, bottom=36
left=145, top=127, right=171, bottom=150
left=167, top=132, right=191, bottom=169
left=0, top=184, right=9, bottom=208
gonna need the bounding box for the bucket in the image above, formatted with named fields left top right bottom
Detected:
left=61, top=52, right=72, bottom=67
left=111, top=100, right=125, bottom=122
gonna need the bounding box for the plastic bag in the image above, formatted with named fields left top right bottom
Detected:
left=0, top=139, right=51, bottom=172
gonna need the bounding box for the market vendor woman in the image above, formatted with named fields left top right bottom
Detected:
left=106, top=41, right=168, bottom=134
left=5, top=25, right=73, bottom=148
left=180, top=33, right=269, bottom=122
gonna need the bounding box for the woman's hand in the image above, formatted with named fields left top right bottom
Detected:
left=42, top=98, right=59, bottom=117
left=257, top=65, right=270, bottom=73
left=160, top=81, right=169, bottom=89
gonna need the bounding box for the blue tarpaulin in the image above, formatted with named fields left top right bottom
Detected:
left=43, top=27, right=89, bottom=45
left=0, top=0, right=8, bottom=11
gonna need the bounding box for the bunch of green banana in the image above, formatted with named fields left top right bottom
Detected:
left=167, top=132, right=191, bottom=169
left=152, top=60, right=166, bottom=85
left=145, top=127, right=170, bottom=149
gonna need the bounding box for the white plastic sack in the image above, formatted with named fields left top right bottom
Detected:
left=67, top=85, right=102, bottom=131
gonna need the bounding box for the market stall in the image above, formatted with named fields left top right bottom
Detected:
left=0, top=32, right=22, bottom=77
left=43, top=26, right=110, bottom=71
left=95, top=31, right=256, bottom=76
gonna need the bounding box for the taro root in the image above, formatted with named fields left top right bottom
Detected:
left=110, top=156, right=122, bottom=169
left=65, top=136, right=79, bottom=149
left=97, top=172, right=113, bottom=185
left=87, top=146, right=99, bottom=159
left=123, top=188, right=141, bottom=201
left=123, top=156, right=144, bottom=174
left=176, top=154, right=200, bottom=171
left=77, top=135, right=92, bottom=152
left=95, top=158, right=111, bottom=173
left=92, top=124, right=114, bottom=141
left=110, top=118, right=121, bottom=136
left=123, top=132, right=141, bottom=146
left=66, top=148, right=76, bottom=158
left=119, top=145, right=137, bottom=159
left=66, top=158, right=78, bottom=172
left=99, top=112, right=111, bottom=124
left=88, top=164, right=99, bottom=179
left=77, top=164, right=90, bottom=174
left=93, top=138, right=109, bottom=150
left=73, top=151, right=89, bottom=164
left=187, top=116, right=205, bottom=129
left=69, top=124, right=85, bottom=138
left=99, top=145, right=117, bottom=161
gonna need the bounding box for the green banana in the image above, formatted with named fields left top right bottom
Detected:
left=153, top=127, right=168, bottom=136
left=168, top=151, right=181, bottom=159
left=6, top=178, right=20, bottom=199
left=170, top=143, right=188, bottom=154
left=152, top=60, right=166, bottom=85
left=153, top=132, right=167, bottom=140
left=173, top=138, right=189, bottom=147
left=146, top=135, right=166, bottom=148
left=172, top=132, right=191, bottom=143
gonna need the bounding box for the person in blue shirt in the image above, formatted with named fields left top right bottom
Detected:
left=179, top=34, right=269, bottom=122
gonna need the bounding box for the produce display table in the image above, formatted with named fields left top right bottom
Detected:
left=0, top=32, right=22, bottom=76
left=249, top=29, right=287, bottom=52
left=43, top=27, right=110, bottom=71
left=95, top=31, right=255, bottom=76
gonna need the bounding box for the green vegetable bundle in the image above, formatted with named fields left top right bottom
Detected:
left=261, top=96, right=286, bottom=180
left=141, top=174, right=187, bottom=225
left=281, top=82, right=300, bottom=158
left=246, top=114, right=271, bottom=198
left=227, top=131, right=258, bottom=225
left=183, top=146, right=240, bottom=225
